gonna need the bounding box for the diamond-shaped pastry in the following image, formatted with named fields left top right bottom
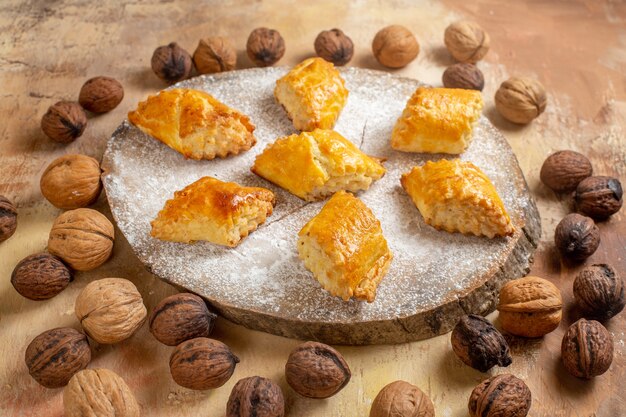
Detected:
left=151, top=176, right=275, bottom=247
left=128, top=88, right=256, bottom=160
left=274, top=57, right=348, bottom=131
left=391, top=87, right=483, bottom=154
left=400, top=159, right=514, bottom=238
left=298, top=191, right=393, bottom=302
left=252, top=129, right=385, bottom=201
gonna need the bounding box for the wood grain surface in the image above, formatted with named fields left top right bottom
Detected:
left=0, top=1, right=624, bottom=416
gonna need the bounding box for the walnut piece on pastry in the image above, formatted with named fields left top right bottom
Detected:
left=251, top=129, right=386, bottom=201
left=274, top=57, right=348, bottom=131
left=298, top=191, right=393, bottom=302
left=151, top=176, right=275, bottom=247
left=400, top=159, right=514, bottom=238
left=391, top=87, right=483, bottom=154
left=128, top=88, right=256, bottom=160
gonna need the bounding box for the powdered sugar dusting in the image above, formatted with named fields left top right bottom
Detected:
left=102, top=67, right=528, bottom=324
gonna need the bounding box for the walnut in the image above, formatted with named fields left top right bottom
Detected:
left=47, top=208, right=114, bottom=271
left=78, top=76, right=124, bottom=113
left=151, top=42, right=193, bottom=83
left=451, top=314, right=511, bottom=372
left=495, top=77, right=547, bottom=124
left=285, top=341, right=351, bottom=398
left=554, top=213, right=600, bottom=261
left=227, top=376, right=285, bottom=417
left=40, top=154, right=102, bottom=209
left=575, top=176, right=623, bottom=219
left=370, top=380, right=435, bottom=417
left=193, top=37, right=237, bottom=74
left=372, top=25, right=420, bottom=68
left=64, top=368, right=140, bottom=417
left=468, top=374, right=531, bottom=417
left=442, top=63, right=484, bottom=91
left=444, top=21, right=490, bottom=63
left=41, top=101, right=87, bottom=143
left=0, top=195, right=17, bottom=243
left=561, top=318, right=613, bottom=379
left=149, top=292, right=217, bottom=346
left=170, top=337, right=239, bottom=390
left=25, top=327, right=90, bottom=388
left=315, top=29, right=354, bottom=66
left=574, top=264, right=624, bottom=321
left=540, top=150, right=593, bottom=193
left=247, top=28, right=286, bottom=67
left=75, top=278, right=147, bottom=344
left=11, top=252, right=72, bottom=300
left=497, top=276, right=563, bottom=338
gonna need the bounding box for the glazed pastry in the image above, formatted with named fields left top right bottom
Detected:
left=151, top=176, right=275, bottom=247
left=274, top=57, right=348, bottom=131
left=298, top=191, right=393, bottom=302
left=128, top=88, right=256, bottom=160
left=251, top=129, right=386, bottom=201
left=391, top=87, right=483, bottom=154
left=401, top=159, right=514, bottom=238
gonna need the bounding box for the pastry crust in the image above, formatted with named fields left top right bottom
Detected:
left=298, top=191, right=393, bottom=302
left=391, top=87, right=483, bottom=154
left=274, top=57, right=348, bottom=131
left=400, top=159, right=514, bottom=238
left=128, top=88, right=256, bottom=160
left=251, top=129, right=386, bottom=201
left=151, top=176, right=275, bottom=247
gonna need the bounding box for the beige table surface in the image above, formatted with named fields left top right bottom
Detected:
left=1, top=1, right=625, bottom=416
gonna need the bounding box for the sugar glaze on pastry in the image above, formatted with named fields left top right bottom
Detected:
left=401, top=159, right=514, bottom=238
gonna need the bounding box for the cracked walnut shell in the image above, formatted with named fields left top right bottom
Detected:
left=40, top=154, right=102, bottom=209
left=468, top=374, right=531, bottom=417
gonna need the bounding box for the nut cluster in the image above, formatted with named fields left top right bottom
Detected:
left=40, top=154, right=102, bottom=210
left=468, top=374, right=531, bottom=417
left=451, top=314, right=511, bottom=372
left=372, top=25, right=420, bottom=68
left=11, top=253, right=72, bottom=300
left=370, top=380, right=435, bottom=417
left=0, top=195, right=18, bottom=243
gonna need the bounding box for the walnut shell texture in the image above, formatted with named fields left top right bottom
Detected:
left=554, top=213, right=600, bottom=261
left=41, top=101, right=87, bottom=143
left=497, top=276, right=563, bottom=337
left=25, top=327, right=91, bottom=388
left=540, top=150, right=593, bottom=193
left=442, top=63, right=484, bottom=91
left=575, top=176, right=623, bottom=219
left=468, top=374, right=531, bottom=417
left=574, top=264, right=625, bottom=321
left=151, top=42, right=193, bottom=83
left=444, top=21, right=490, bottom=63
left=40, top=154, right=102, bottom=209
left=315, top=28, right=354, bottom=66
left=370, top=380, right=435, bottom=417
left=47, top=208, right=114, bottom=271
left=78, top=76, right=124, bottom=113
left=495, top=77, right=547, bottom=124
left=247, top=27, right=286, bottom=67
left=451, top=315, right=512, bottom=372
left=227, top=376, right=285, bottom=417
left=64, top=368, right=140, bottom=417
left=0, top=195, right=18, bottom=243
left=11, top=252, right=72, bottom=300
left=193, top=36, right=237, bottom=74
left=285, top=341, right=351, bottom=398
left=149, top=292, right=217, bottom=346
left=75, top=278, right=147, bottom=344
left=561, top=318, right=614, bottom=379
left=372, top=25, right=419, bottom=68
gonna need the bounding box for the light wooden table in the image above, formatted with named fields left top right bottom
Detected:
left=1, top=1, right=624, bottom=416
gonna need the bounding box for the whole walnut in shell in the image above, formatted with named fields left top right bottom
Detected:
left=193, top=37, right=237, bottom=74
left=497, top=276, right=563, bottom=338
left=495, top=77, right=547, bottom=124
left=47, top=208, right=114, bottom=271
left=370, top=380, right=435, bottom=417
left=315, top=28, right=354, bottom=66
left=40, top=154, right=102, bottom=209
left=372, top=25, right=419, bottom=68
left=451, top=314, right=511, bottom=372
left=227, top=376, right=285, bottom=417
left=468, top=374, right=531, bottom=417
left=554, top=213, right=600, bottom=261
left=0, top=195, right=18, bottom=243
left=64, top=368, right=140, bottom=417
left=247, top=28, right=286, bottom=67
left=151, top=42, right=193, bottom=83
left=442, top=63, right=484, bottom=91
left=540, top=150, right=593, bottom=193
left=574, top=264, right=624, bottom=321
left=79, top=76, right=124, bottom=113
left=11, top=252, right=72, bottom=300
left=75, top=278, right=147, bottom=344
left=41, top=101, right=87, bottom=143
left=561, top=318, right=613, bottom=379
left=444, top=21, right=490, bottom=63
left=575, top=176, right=623, bottom=219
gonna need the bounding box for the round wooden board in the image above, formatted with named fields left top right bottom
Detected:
left=102, top=67, right=541, bottom=345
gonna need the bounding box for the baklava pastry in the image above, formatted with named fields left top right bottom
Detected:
left=391, top=87, right=483, bottom=154
left=128, top=88, right=256, bottom=160
left=274, top=57, right=348, bottom=131
left=401, top=159, right=514, bottom=238
left=298, top=191, right=393, bottom=302
left=151, top=176, right=275, bottom=247
left=251, top=129, right=386, bottom=201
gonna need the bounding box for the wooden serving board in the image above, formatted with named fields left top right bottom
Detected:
left=102, top=67, right=541, bottom=344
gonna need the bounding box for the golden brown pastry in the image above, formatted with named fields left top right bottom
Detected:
left=274, top=57, right=349, bottom=131
left=151, top=176, right=275, bottom=247
left=128, top=88, right=256, bottom=160
left=298, top=191, right=393, bottom=302
left=391, top=87, right=483, bottom=154
left=251, top=129, right=385, bottom=201
left=400, top=159, right=514, bottom=238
